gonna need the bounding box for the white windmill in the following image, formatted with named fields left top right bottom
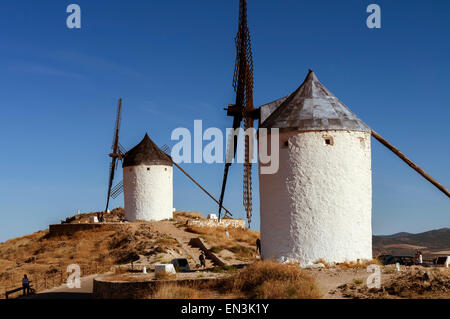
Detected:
left=259, top=70, right=372, bottom=265
left=122, top=133, right=174, bottom=221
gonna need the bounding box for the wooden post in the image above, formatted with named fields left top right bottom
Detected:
left=372, top=130, right=450, bottom=198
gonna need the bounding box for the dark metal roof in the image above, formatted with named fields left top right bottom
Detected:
left=259, top=70, right=371, bottom=133
left=122, top=133, right=172, bottom=167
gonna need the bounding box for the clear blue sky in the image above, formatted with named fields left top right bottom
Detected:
left=0, top=0, right=448, bottom=242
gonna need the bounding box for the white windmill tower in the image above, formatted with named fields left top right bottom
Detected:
left=259, top=70, right=373, bottom=266
left=122, top=133, right=174, bottom=222
left=104, top=100, right=235, bottom=223
left=215, top=1, right=448, bottom=267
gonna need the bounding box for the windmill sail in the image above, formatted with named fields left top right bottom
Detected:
left=218, top=0, right=256, bottom=226
left=110, top=180, right=124, bottom=199
left=105, top=98, right=123, bottom=213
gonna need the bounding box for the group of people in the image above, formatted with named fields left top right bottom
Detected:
left=96, top=212, right=105, bottom=222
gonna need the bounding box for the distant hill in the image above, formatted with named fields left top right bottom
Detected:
left=373, top=228, right=450, bottom=257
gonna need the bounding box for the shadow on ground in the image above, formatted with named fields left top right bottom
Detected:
left=24, top=292, right=92, bottom=299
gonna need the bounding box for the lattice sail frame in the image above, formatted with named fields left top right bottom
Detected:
left=233, top=0, right=255, bottom=226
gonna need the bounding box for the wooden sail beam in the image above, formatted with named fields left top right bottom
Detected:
left=371, top=130, right=450, bottom=198
left=171, top=160, right=233, bottom=217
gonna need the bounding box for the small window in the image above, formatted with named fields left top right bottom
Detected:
left=323, top=136, right=334, bottom=146
left=282, top=140, right=289, bottom=148
left=165, top=168, right=167, bottom=171
left=359, top=137, right=366, bottom=148
left=147, top=167, right=150, bottom=171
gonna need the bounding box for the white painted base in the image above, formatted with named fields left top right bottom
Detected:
left=259, top=130, right=372, bottom=266
left=123, top=164, right=173, bottom=222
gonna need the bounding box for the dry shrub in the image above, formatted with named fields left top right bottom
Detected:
left=227, top=261, right=321, bottom=299
left=228, top=245, right=254, bottom=258
left=186, top=226, right=259, bottom=246
left=155, top=236, right=178, bottom=246
left=227, top=228, right=259, bottom=245
left=337, top=259, right=382, bottom=269
left=151, top=284, right=207, bottom=299
left=314, top=259, right=329, bottom=268
left=209, top=246, right=224, bottom=253
left=173, top=211, right=204, bottom=220
left=212, top=265, right=238, bottom=273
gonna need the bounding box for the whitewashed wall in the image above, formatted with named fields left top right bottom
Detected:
left=123, top=164, right=173, bottom=222
left=187, top=219, right=246, bottom=229
left=259, top=130, right=372, bottom=266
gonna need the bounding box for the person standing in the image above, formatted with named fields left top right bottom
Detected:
left=22, top=274, right=30, bottom=296
left=199, top=252, right=206, bottom=268
left=256, top=238, right=261, bottom=255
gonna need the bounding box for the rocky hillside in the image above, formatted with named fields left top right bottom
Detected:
left=0, top=209, right=259, bottom=296
left=373, top=228, right=450, bottom=257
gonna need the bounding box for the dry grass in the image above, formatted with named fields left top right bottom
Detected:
left=336, top=259, right=383, bottom=269
left=146, top=261, right=322, bottom=299
left=186, top=225, right=259, bottom=246
left=0, top=220, right=159, bottom=294
left=314, top=258, right=329, bottom=267
left=209, top=245, right=254, bottom=258
left=154, top=236, right=178, bottom=246
left=186, top=225, right=259, bottom=262
left=353, top=279, right=363, bottom=285
left=151, top=284, right=215, bottom=299
left=173, top=211, right=204, bottom=219
left=313, top=258, right=383, bottom=269
left=226, top=261, right=322, bottom=299
left=0, top=228, right=121, bottom=295
left=228, top=245, right=254, bottom=258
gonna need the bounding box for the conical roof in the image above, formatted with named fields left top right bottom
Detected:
left=259, top=70, right=370, bottom=133
left=122, top=133, right=172, bottom=167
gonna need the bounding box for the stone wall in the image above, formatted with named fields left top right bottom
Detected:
left=48, top=223, right=125, bottom=236
left=187, top=219, right=246, bottom=229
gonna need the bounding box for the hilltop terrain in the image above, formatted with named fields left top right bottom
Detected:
left=373, top=228, right=450, bottom=257
left=0, top=209, right=448, bottom=299
left=0, top=209, right=259, bottom=297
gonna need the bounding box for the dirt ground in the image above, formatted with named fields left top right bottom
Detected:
left=305, top=265, right=450, bottom=299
